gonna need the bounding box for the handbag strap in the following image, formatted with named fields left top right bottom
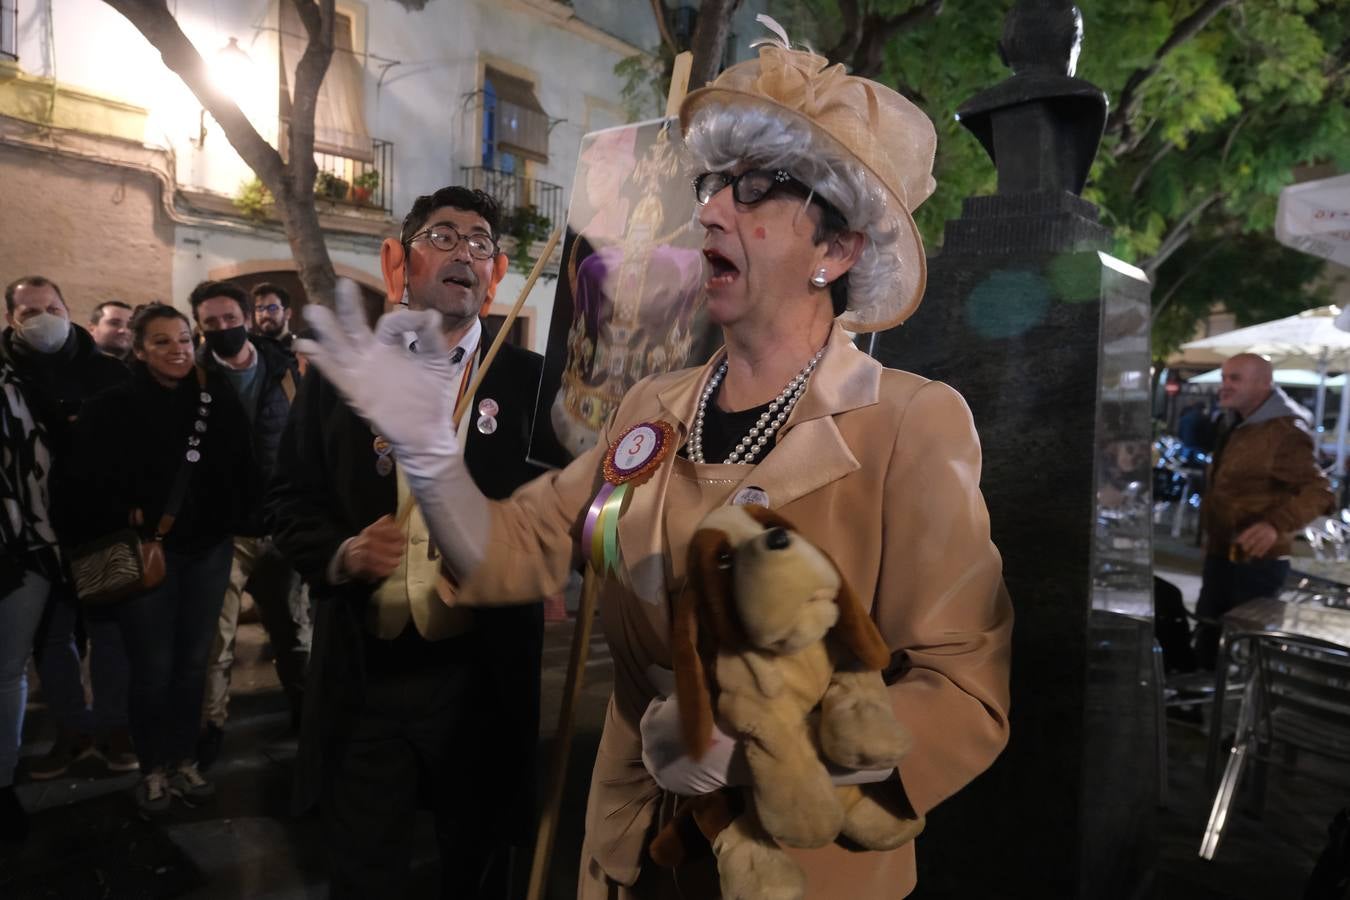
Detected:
left=151, top=366, right=210, bottom=540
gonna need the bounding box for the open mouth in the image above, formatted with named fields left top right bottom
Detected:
left=703, top=249, right=740, bottom=289
left=442, top=274, right=474, bottom=289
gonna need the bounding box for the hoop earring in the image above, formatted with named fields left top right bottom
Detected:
left=810, top=267, right=829, bottom=288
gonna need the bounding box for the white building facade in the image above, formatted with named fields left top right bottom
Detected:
left=0, top=0, right=662, bottom=353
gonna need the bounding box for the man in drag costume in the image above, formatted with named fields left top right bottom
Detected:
left=300, top=34, right=1013, bottom=900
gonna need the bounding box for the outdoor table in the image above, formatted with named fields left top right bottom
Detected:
left=1205, top=594, right=1350, bottom=787
left=1288, top=558, right=1350, bottom=603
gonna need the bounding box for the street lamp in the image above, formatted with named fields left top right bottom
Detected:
left=194, top=36, right=255, bottom=146
left=211, top=37, right=253, bottom=99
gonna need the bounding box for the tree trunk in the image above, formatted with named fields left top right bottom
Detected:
left=104, top=0, right=340, bottom=307
left=688, top=0, right=741, bottom=89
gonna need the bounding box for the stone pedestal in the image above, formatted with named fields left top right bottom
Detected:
left=873, top=192, right=1157, bottom=899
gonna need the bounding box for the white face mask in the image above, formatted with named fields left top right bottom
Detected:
left=16, top=312, right=72, bottom=354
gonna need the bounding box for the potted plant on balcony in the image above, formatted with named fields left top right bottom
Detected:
left=500, top=205, right=553, bottom=275
left=314, top=171, right=350, bottom=202
left=352, top=170, right=380, bottom=206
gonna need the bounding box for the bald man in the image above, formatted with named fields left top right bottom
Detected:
left=1194, top=353, right=1333, bottom=668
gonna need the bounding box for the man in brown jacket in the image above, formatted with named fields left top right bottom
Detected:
left=1195, top=353, right=1333, bottom=668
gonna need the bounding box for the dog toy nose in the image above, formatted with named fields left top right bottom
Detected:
left=765, top=527, right=791, bottom=550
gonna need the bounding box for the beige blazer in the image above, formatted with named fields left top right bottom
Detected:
left=460, top=325, right=1013, bottom=899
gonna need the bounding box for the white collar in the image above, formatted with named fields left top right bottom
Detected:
left=451, top=317, right=482, bottom=363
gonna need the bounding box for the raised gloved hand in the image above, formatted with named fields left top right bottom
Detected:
left=639, top=666, right=894, bottom=797
left=299, top=280, right=488, bottom=581
left=299, top=280, right=462, bottom=476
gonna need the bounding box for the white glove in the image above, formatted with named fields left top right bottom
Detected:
left=640, top=670, right=748, bottom=796
left=300, top=280, right=461, bottom=473
left=299, top=280, right=488, bottom=580
left=638, top=666, right=895, bottom=796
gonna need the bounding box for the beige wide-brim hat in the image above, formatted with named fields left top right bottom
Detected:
left=680, top=45, right=938, bottom=332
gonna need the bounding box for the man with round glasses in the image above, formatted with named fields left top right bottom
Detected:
left=268, top=186, right=563, bottom=898
left=250, top=282, right=297, bottom=355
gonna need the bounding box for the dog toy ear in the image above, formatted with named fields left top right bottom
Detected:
left=674, top=529, right=733, bottom=759
left=831, top=566, right=892, bottom=671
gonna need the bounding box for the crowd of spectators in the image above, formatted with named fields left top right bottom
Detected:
left=0, top=275, right=306, bottom=834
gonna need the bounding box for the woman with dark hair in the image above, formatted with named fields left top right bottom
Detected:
left=65, top=304, right=258, bottom=813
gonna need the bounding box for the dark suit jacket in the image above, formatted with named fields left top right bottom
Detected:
left=267, top=332, right=561, bottom=841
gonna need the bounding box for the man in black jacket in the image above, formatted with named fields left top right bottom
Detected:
left=3, top=275, right=135, bottom=778
left=268, top=186, right=563, bottom=899
left=191, top=280, right=310, bottom=763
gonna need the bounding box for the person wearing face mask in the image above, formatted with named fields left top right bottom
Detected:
left=62, top=304, right=258, bottom=813
left=2, top=276, right=134, bottom=782
left=188, top=280, right=310, bottom=766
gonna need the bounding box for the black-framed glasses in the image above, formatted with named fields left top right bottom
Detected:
left=692, top=169, right=809, bottom=206
left=256, top=303, right=283, bottom=314
left=406, top=224, right=499, bottom=260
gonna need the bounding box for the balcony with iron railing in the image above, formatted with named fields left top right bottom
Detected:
left=460, top=166, right=565, bottom=238
left=312, top=137, right=395, bottom=217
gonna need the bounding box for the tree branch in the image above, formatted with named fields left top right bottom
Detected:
left=105, top=0, right=339, bottom=306
left=1142, top=192, right=1222, bottom=275
left=825, top=0, right=864, bottom=65
left=1150, top=238, right=1229, bottom=325
left=103, top=0, right=284, bottom=186
left=1108, top=0, right=1238, bottom=153
left=842, top=0, right=944, bottom=78
left=688, top=0, right=743, bottom=89
left=284, top=0, right=334, bottom=195
left=648, top=0, right=680, bottom=55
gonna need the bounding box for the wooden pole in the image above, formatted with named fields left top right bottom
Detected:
left=453, top=225, right=564, bottom=426
left=665, top=51, right=693, bottom=119
left=526, top=568, right=601, bottom=900
left=525, top=57, right=693, bottom=900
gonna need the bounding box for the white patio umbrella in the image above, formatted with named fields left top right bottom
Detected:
left=1186, top=368, right=1346, bottom=388
left=1276, top=173, right=1350, bottom=268
left=1183, top=305, right=1350, bottom=473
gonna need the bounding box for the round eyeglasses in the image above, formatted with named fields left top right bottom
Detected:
left=406, top=224, right=499, bottom=260
left=692, top=169, right=809, bottom=206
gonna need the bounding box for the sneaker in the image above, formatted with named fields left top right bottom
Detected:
left=0, top=785, right=29, bottom=842
left=135, top=769, right=172, bottom=814
left=168, top=760, right=215, bottom=805
left=28, top=730, right=95, bottom=780
left=95, top=727, right=140, bottom=773
left=196, top=723, right=224, bottom=773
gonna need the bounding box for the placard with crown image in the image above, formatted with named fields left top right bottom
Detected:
left=528, top=119, right=721, bottom=463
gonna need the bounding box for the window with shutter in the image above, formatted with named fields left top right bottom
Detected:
left=278, top=5, right=372, bottom=163
left=483, top=67, right=549, bottom=166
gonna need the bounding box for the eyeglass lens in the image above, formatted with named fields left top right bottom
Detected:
left=694, top=170, right=786, bottom=206
left=421, top=225, right=497, bottom=259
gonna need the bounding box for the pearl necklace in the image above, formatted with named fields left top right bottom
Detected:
left=688, top=347, right=826, bottom=465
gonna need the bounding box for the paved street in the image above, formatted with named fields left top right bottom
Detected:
left=0, top=612, right=614, bottom=900
left=0, top=544, right=1341, bottom=899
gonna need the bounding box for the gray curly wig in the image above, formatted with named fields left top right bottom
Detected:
left=683, top=102, right=903, bottom=321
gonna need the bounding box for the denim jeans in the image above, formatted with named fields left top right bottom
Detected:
left=1194, top=554, right=1290, bottom=670
left=0, top=570, right=52, bottom=786
left=203, top=536, right=310, bottom=727
left=117, top=539, right=232, bottom=772
left=38, top=585, right=130, bottom=734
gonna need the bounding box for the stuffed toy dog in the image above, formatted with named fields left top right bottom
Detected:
left=648, top=505, right=924, bottom=899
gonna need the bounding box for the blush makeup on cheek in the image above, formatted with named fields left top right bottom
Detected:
left=753, top=226, right=767, bottom=240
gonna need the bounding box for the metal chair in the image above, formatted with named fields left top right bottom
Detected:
left=1199, top=632, right=1350, bottom=860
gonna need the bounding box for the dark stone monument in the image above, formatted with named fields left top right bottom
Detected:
left=872, top=2, right=1158, bottom=898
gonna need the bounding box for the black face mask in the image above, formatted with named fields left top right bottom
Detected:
left=204, top=325, right=248, bottom=358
